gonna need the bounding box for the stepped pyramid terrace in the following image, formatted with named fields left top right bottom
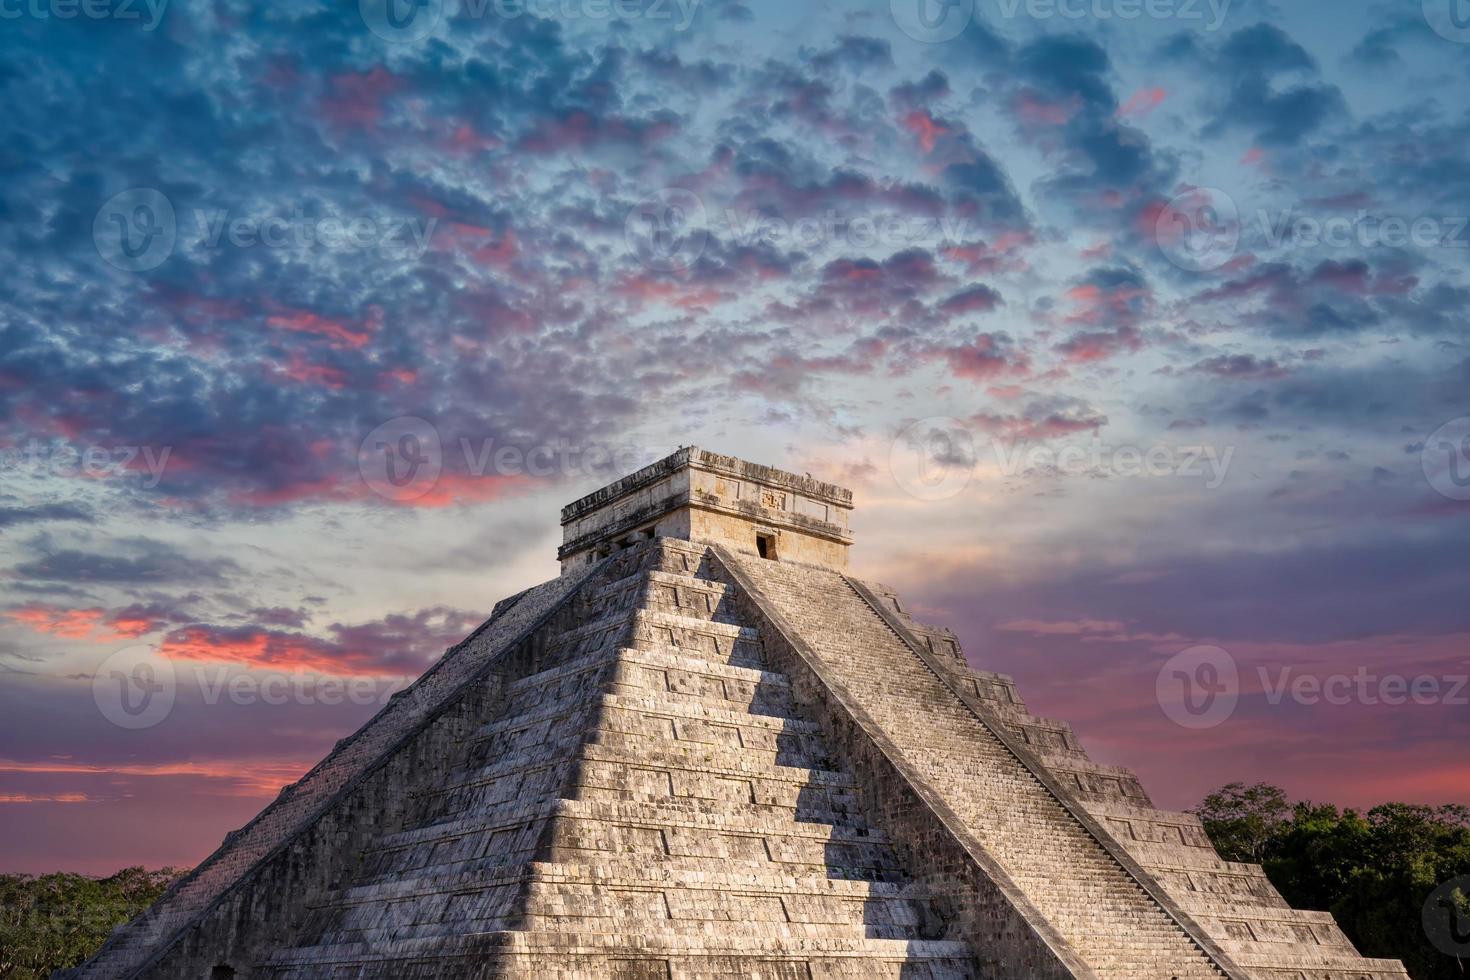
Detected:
left=69, top=448, right=1409, bottom=980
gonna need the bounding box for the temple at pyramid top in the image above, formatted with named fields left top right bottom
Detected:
left=559, top=446, right=854, bottom=573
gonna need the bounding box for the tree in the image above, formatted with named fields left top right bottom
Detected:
left=0, top=867, right=183, bottom=979
left=1196, top=784, right=1470, bottom=980
left=1192, top=781, right=1290, bottom=863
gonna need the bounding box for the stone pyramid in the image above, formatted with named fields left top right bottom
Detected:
left=71, top=448, right=1409, bottom=979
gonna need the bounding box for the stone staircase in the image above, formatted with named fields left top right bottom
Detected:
left=721, top=551, right=1231, bottom=980
left=856, top=579, right=1412, bottom=980
left=743, top=560, right=1407, bottom=980
left=258, top=539, right=980, bottom=978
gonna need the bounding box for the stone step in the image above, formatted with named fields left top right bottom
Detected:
left=1193, top=907, right=1355, bottom=948
left=263, top=930, right=975, bottom=965
left=326, top=860, right=933, bottom=912
left=550, top=797, right=887, bottom=840
left=576, top=737, right=854, bottom=788
left=307, top=906, right=934, bottom=950
left=626, top=608, right=765, bottom=667
left=1039, top=752, right=1153, bottom=806
left=263, top=934, right=976, bottom=975
left=600, top=685, right=813, bottom=733
left=1225, top=947, right=1411, bottom=977
left=371, top=794, right=893, bottom=858
left=733, top=556, right=1230, bottom=979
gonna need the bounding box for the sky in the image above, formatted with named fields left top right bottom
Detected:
left=0, top=0, right=1467, bottom=876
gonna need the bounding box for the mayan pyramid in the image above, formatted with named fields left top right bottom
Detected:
left=70, top=448, right=1408, bottom=979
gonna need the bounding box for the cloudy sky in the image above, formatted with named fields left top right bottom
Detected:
left=1, top=0, right=1467, bottom=875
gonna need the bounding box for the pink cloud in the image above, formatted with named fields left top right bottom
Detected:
left=1117, top=87, right=1167, bottom=119
left=900, top=109, right=948, bottom=154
